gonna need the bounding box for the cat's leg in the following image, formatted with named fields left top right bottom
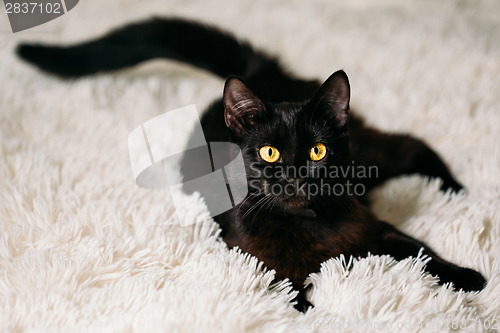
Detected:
left=374, top=223, right=486, bottom=292
left=348, top=115, right=463, bottom=193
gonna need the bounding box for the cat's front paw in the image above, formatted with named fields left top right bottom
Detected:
left=451, top=267, right=487, bottom=292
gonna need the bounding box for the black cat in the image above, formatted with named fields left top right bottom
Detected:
left=17, top=18, right=486, bottom=311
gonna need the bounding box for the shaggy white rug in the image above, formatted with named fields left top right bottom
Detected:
left=1, top=0, right=499, bottom=331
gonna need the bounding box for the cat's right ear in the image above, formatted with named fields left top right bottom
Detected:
left=223, top=77, right=265, bottom=137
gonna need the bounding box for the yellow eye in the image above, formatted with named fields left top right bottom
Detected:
left=309, top=143, right=327, bottom=161
left=259, top=146, right=280, bottom=163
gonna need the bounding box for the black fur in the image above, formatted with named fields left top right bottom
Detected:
left=17, top=17, right=279, bottom=79
left=16, top=18, right=485, bottom=312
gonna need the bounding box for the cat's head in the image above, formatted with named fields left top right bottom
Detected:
left=223, top=70, right=352, bottom=214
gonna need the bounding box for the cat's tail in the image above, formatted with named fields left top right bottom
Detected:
left=16, top=17, right=284, bottom=80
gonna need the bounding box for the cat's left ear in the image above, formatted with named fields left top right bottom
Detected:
left=308, top=70, right=350, bottom=127
left=223, top=77, right=266, bottom=137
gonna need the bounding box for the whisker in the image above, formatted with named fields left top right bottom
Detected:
left=236, top=193, right=260, bottom=216
left=249, top=195, right=274, bottom=228
left=242, top=194, right=271, bottom=220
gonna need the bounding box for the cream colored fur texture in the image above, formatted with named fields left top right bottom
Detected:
left=0, top=0, right=499, bottom=332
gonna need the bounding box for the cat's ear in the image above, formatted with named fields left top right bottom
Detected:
left=223, top=77, right=266, bottom=137
left=308, top=70, right=350, bottom=127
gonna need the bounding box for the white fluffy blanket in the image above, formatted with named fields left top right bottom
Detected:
left=1, top=0, right=499, bottom=331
